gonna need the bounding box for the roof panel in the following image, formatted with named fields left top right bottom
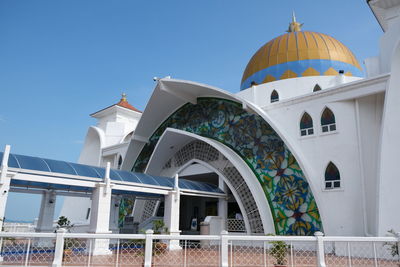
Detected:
left=134, top=173, right=159, bottom=186
left=67, top=163, right=101, bottom=178
left=43, top=159, right=77, bottom=175
left=114, top=170, right=142, bottom=183
left=13, top=154, right=50, bottom=172
left=1, top=152, right=224, bottom=195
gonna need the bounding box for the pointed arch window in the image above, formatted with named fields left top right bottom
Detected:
left=321, top=107, right=336, bottom=133
left=271, top=90, right=279, bottom=103
left=300, top=112, right=314, bottom=136
left=325, top=162, right=341, bottom=189
left=313, top=84, right=322, bottom=92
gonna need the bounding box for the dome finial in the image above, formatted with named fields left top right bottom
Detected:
left=121, top=93, right=127, bottom=102
left=287, top=11, right=303, bottom=32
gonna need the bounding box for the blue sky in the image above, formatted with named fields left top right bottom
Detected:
left=0, top=1, right=382, bottom=221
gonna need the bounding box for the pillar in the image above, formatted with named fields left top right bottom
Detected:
left=88, top=162, right=112, bottom=255
left=218, top=175, right=228, bottom=231
left=109, top=195, right=121, bottom=233
left=0, top=146, right=11, bottom=262
left=0, top=145, right=11, bottom=231
left=163, top=174, right=181, bottom=250
left=36, top=190, right=56, bottom=233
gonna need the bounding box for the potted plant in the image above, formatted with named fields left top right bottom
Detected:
left=152, top=220, right=168, bottom=253
left=268, top=236, right=290, bottom=267
left=384, top=229, right=399, bottom=264
left=56, top=216, right=75, bottom=259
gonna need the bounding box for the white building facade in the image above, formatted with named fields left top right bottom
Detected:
left=58, top=0, right=400, bottom=237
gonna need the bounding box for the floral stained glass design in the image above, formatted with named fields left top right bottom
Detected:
left=133, top=98, right=322, bottom=235
left=118, top=198, right=134, bottom=228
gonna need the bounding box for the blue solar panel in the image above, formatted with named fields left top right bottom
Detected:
left=1, top=152, right=224, bottom=194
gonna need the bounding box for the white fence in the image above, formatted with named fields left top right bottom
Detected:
left=0, top=230, right=398, bottom=267
left=2, top=222, right=35, bottom=233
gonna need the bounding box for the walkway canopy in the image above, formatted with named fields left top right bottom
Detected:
left=0, top=152, right=225, bottom=198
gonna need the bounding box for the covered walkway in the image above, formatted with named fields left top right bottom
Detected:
left=0, top=145, right=226, bottom=254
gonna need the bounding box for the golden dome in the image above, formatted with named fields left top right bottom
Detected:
left=240, top=19, right=363, bottom=90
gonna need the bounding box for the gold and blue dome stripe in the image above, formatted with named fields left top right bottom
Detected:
left=240, top=31, right=363, bottom=90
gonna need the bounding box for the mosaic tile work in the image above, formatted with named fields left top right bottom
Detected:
left=133, top=98, right=322, bottom=235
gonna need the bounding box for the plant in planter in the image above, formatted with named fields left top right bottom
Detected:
left=268, top=235, right=290, bottom=267
left=56, top=216, right=76, bottom=259
left=384, top=229, right=399, bottom=259
left=152, top=220, right=168, bottom=253
left=56, top=216, right=74, bottom=231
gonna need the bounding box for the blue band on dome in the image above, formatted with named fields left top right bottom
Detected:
left=241, top=59, right=364, bottom=90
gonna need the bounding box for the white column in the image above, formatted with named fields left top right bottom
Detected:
left=0, top=145, right=11, bottom=232
left=36, top=190, right=56, bottom=233
left=109, top=195, right=121, bottom=233
left=218, top=175, right=228, bottom=231
left=163, top=174, right=181, bottom=250
left=88, top=162, right=112, bottom=255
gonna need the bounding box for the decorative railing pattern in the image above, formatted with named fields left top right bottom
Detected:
left=0, top=230, right=399, bottom=267
left=227, top=219, right=246, bottom=233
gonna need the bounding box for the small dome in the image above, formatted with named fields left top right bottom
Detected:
left=240, top=18, right=363, bottom=90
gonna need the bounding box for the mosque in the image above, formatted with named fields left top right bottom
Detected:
left=1, top=0, right=400, bottom=240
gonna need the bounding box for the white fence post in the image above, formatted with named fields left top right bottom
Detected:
left=144, top=229, right=153, bottom=267
left=315, top=231, right=326, bottom=267
left=220, top=230, right=229, bottom=267
left=52, top=228, right=67, bottom=267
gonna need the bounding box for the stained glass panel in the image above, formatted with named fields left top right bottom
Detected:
left=321, top=107, right=335, bottom=126
left=133, top=97, right=323, bottom=235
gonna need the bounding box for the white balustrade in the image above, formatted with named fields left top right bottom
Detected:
left=0, top=230, right=397, bottom=266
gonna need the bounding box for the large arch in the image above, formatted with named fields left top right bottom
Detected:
left=132, top=97, right=322, bottom=235
left=144, top=128, right=274, bottom=234
left=78, top=126, right=104, bottom=166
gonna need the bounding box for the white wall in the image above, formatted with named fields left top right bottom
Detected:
left=356, top=93, right=384, bottom=235
left=263, top=94, right=366, bottom=236
left=377, top=39, right=400, bottom=236
left=237, top=75, right=361, bottom=106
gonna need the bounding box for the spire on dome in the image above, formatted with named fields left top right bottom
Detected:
left=287, top=11, right=303, bottom=32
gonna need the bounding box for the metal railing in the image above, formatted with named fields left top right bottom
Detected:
left=227, top=219, right=246, bottom=233
left=0, top=230, right=398, bottom=266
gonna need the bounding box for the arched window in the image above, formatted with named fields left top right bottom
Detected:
left=118, top=155, right=123, bottom=169
left=321, top=107, right=336, bottom=133
left=325, top=162, right=341, bottom=189
left=270, top=90, right=279, bottom=103
left=300, top=112, right=314, bottom=136
left=313, top=84, right=322, bottom=92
